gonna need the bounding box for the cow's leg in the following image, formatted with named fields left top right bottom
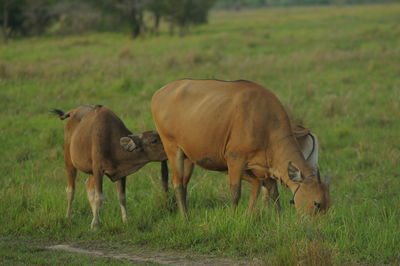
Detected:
left=173, top=148, right=188, bottom=218
left=247, top=176, right=261, bottom=213
left=163, top=144, right=187, bottom=218
left=88, top=170, right=104, bottom=230
left=261, top=178, right=281, bottom=212
left=116, top=177, right=127, bottom=223
left=183, top=158, right=194, bottom=187
left=242, top=172, right=262, bottom=212
left=227, top=156, right=245, bottom=209
left=65, top=163, right=77, bottom=218
left=177, top=159, right=194, bottom=211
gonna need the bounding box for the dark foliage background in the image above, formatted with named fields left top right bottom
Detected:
left=1, top=0, right=395, bottom=41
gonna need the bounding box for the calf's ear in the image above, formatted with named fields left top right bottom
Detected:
left=120, top=137, right=137, bottom=152
left=288, top=161, right=303, bottom=183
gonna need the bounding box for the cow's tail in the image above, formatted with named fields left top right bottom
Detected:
left=51, top=109, right=70, bottom=120
left=161, top=160, right=169, bottom=193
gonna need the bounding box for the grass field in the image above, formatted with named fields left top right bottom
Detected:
left=1, top=3, right=399, bottom=265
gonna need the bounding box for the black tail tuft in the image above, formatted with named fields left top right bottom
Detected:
left=51, top=109, right=70, bottom=120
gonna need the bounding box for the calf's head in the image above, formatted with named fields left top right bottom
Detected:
left=120, top=131, right=167, bottom=161
left=288, top=161, right=331, bottom=215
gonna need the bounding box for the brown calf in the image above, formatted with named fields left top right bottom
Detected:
left=53, top=105, right=167, bottom=229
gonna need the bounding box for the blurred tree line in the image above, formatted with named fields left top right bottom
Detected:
left=215, top=0, right=397, bottom=9
left=0, top=0, right=216, bottom=42
left=1, top=0, right=396, bottom=41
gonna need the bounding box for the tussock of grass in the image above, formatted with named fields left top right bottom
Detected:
left=1, top=4, right=399, bottom=265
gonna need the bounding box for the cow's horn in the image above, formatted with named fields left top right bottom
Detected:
left=317, top=168, right=321, bottom=184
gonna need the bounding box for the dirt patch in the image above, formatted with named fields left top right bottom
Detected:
left=48, top=244, right=261, bottom=265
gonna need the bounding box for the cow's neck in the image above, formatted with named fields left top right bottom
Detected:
left=269, top=134, right=314, bottom=191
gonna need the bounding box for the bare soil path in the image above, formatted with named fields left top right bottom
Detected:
left=46, top=243, right=261, bottom=265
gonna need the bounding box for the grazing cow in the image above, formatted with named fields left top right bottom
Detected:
left=52, top=105, right=167, bottom=229
left=122, top=124, right=323, bottom=212
left=150, top=79, right=330, bottom=216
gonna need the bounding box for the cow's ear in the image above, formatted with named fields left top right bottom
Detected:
left=288, top=161, right=302, bottom=183
left=120, top=137, right=137, bottom=152
left=325, top=171, right=331, bottom=189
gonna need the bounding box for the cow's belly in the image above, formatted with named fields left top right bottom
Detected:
left=194, top=156, right=227, bottom=171
left=179, top=142, right=227, bottom=172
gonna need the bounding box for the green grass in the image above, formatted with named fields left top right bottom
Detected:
left=1, top=4, right=399, bottom=265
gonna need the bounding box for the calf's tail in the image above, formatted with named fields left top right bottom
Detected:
left=51, top=109, right=70, bottom=120
left=161, top=160, right=169, bottom=193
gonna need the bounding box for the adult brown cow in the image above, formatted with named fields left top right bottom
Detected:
left=151, top=79, right=330, bottom=216
left=122, top=124, right=325, bottom=212
left=53, top=105, right=167, bottom=229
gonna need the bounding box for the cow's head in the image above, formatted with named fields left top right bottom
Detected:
left=120, top=131, right=167, bottom=161
left=288, top=161, right=330, bottom=214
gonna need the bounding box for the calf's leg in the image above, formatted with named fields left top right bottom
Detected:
left=86, top=171, right=104, bottom=230
left=65, top=165, right=77, bottom=218
left=116, top=177, right=127, bottom=223
left=161, top=160, right=169, bottom=195
left=86, top=175, right=95, bottom=219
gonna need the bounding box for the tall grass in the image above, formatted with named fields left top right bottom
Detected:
left=0, top=4, right=399, bottom=264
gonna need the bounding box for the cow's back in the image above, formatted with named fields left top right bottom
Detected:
left=151, top=79, right=293, bottom=167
